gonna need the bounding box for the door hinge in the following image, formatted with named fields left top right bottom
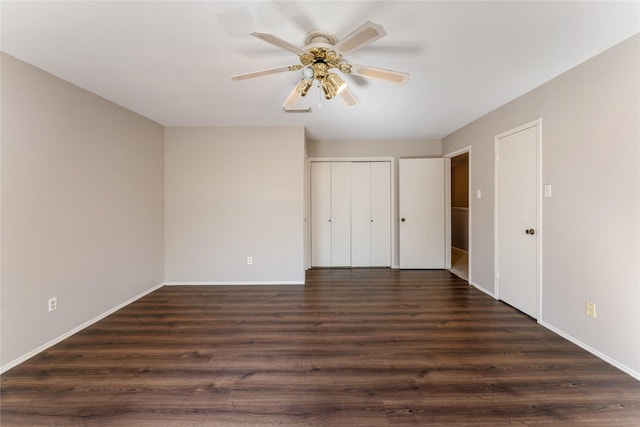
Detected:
left=496, top=271, right=500, bottom=280
left=495, top=153, right=500, bottom=162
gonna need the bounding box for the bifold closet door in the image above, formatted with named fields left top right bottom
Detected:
left=350, top=162, right=392, bottom=267
left=370, top=162, right=391, bottom=266
left=330, top=162, right=351, bottom=266
left=350, top=163, right=372, bottom=267
left=311, top=161, right=391, bottom=268
left=311, top=162, right=331, bottom=267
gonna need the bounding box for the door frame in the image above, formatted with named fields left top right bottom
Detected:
left=307, top=157, right=395, bottom=268
left=443, top=146, right=472, bottom=282
left=493, top=118, right=542, bottom=320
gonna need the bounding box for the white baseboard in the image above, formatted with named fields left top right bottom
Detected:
left=164, top=281, right=305, bottom=286
left=539, top=320, right=640, bottom=382
left=0, top=282, right=164, bottom=375
left=469, top=280, right=496, bottom=299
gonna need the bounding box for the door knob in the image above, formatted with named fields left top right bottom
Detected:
left=525, top=229, right=535, bottom=235
left=401, top=218, right=406, bottom=222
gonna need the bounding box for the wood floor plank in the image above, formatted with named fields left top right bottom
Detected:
left=2, top=268, right=639, bottom=426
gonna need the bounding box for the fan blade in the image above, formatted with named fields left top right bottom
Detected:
left=231, top=65, right=295, bottom=80
left=339, top=86, right=359, bottom=107
left=282, top=87, right=301, bottom=108
left=335, top=21, right=386, bottom=55
left=250, top=32, right=308, bottom=55
left=349, top=64, right=410, bottom=85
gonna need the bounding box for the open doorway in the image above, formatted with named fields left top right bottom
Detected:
left=449, top=152, right=469, bottom=281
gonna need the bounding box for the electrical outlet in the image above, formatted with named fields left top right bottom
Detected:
left=585, top=301, right=596, bottom=319
left=247, top=256, right=253, bottom=265
left=48, top=297, right=57, bottom=313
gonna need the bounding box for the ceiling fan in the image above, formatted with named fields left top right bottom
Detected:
left=231, top=21, right=410, bottom=109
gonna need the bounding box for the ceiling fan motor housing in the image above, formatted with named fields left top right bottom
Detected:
left=304, top=30, right=338, bottom=47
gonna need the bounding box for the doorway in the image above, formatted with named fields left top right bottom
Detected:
left=444, top=149, right=470, bottom=281
left=449, top=152, right=469, bottom=281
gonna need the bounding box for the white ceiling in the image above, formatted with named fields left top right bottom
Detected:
left=2, top=1, right=638, bottom=141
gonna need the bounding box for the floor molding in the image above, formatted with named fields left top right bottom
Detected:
left=0, top=282, right=164, bottom=374
left=164, top=281, right=305, bottom=286
left=470, top=280, right=496, bottom=299
left=539, top=320, right=640, bottom=381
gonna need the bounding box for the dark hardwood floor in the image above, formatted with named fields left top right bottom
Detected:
left=2, top=269, right=639, bottom=426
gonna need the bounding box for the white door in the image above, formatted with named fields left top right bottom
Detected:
left=495, top=121, right=539, bottom=318
left=351, top=162, right=372, bottom=267
left=350, top=162, right=392, bottom=267
left=399, top=158, right=445, bottom=269
left=330, top=162, right=351, bottom=266
left=311, top=160, right=392, bottom=268
left=370, top=162, right=391, bottom=266
left=311, top=162, right=331, bottom=267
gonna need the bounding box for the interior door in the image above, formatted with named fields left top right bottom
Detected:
left=495, top=122, right=539, bottom=318
left=399, top=158, right=445, bottom=269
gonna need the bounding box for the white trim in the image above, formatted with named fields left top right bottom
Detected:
left=0, top=282, right=165, bottom=374
left=536, top=121, right=543, bottom=323
left=309, top=157, right=394, bottom=163
left=165, top=281, right=305, bottom=286
left=443, top=146, right=472, bottom=159
left=470, top=280, right=496, bottom=299
left=539, top=320, right=640, bottom=381
left=444, top=146, right=472, bottom=284
left=390, top=160, right=396, bottom=270
left=494, top=119, right=542, bottom=320
left=444, top=157, right=452, bottom=269
left=494, top=119, right=540, bottom=140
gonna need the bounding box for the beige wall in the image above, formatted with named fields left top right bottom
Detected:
left=443, top=35, right=640, bottom=376
left=307, top=139, right=442, bottom=267
left=307, top=138, right=442, bottom=159
left=1, top=53, right=165, bottom=369
left=164, top=127, right=305, bottom=283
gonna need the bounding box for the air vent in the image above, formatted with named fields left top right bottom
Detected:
left=283, top=106, right=312, bottom=113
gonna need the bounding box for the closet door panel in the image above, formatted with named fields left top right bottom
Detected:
left=350, top=162, right=371, bottom=267
left=330, top=162, right=351, bottom=266
left=370, top=162, right=391, bottom=266
left=311, top=162, right=331, bottom=267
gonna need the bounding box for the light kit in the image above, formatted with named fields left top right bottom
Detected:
left=295, top=49, right=349, bottom=100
